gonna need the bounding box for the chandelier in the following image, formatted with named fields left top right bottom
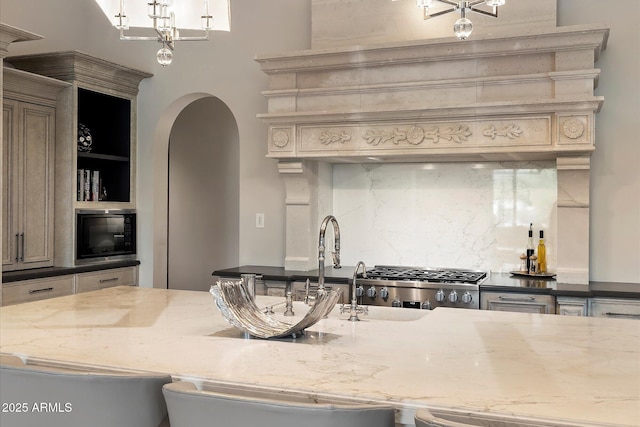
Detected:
left=414, top=0, right=506, bottom=40
left=94, top=1, right=230, bottom=66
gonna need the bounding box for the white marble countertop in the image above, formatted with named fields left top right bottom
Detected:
left=1, top=286, right=639, bottom=426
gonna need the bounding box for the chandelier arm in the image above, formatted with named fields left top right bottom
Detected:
left=424, top=7, right=457, bottom=19
left=468, top=6, right=498, bottom=18
left=119, top=35, right=166, bottom=41
left=468, top=0, right=487, bottom=6
left=119, top=28, right=161, bottom=41
left=436, top=0, right=459, bottom=7
left=172, top=35, right=210, bottom=42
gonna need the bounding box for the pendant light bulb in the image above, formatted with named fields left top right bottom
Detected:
left=453, top=17, right=473, bottom=40
left=157, top=46, right=173, bottom=66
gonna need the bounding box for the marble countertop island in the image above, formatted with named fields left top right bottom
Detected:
left=1, top=286, right=638, bottom=426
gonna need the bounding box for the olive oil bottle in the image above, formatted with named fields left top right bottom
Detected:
left=537, top=230, right=547, bottom=273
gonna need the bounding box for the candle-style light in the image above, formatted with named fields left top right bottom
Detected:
left=401, top=0, right=507, bottom=40
left=94, top=0, right=230, bottom=66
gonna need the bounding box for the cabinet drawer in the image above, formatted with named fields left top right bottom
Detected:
left=76, top=267, right=137, bottom=293
left=2, top=276, right=74, bottom=306
left=480, top=292, right=555, bottom=314
left=589, top=298, right=640, bottom=320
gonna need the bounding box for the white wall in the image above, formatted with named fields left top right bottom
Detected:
left=1, top=0, right=638, bottom=284
left=558, top=0, right=640, bottom=283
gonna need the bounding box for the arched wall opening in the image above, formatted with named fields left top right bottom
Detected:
left=149, top=93, right=239, bottom=290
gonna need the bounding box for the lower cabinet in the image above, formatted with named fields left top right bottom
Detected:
left=556, top=296, right=588, bottom=316
left=589, top=297, right=640, bottom=320
left=213, top=276, right=349, bottom=304
left=2, top=275, right=74, bottom=306
left=290, top=281, right=349, bottom=304
left=76, top=267, right=137, bottom=293
left=213, top=275, right=288, bottom=297
left=480, top=291, right=555, bottom=314
left=2, top=266, right=138, bottom=306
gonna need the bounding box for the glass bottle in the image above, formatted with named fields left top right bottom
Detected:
left=526, top=223, right=534, bottom=272
left=537, top=230, right=547, bottom=273
left=529, top=255, right=537, bottom=275
left=519, top=253, right=528, bottom=273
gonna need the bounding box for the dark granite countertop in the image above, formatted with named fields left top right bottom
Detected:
left=213, top=265, right=353, bottom=284
left=482, top=273, right=640, bottom=298
left=2, top=260, right=141, bottom=284
left=213, top=265, right=640, bottom=299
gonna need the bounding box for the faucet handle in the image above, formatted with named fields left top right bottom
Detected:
left=284, top=291, right=295, bottom=316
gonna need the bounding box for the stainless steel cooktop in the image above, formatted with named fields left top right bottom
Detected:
left=356, top=265, right=487, bottom=309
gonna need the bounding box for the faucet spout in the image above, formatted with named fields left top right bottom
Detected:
left=340, top=261, right=368, bottom=322
left=318, top=215, right=341, bottom=292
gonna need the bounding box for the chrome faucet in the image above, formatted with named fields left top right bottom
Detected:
left=317, top=215, right=341, bottom=293
left=340, top=261, right=369, bottom=322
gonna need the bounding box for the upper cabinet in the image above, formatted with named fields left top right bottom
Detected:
left=6, top=51, right=152, bottom=267
left=2, top=67, right=69, bottom=271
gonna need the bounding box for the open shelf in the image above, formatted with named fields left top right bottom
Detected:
left=77, top=88, right=131, bottom=203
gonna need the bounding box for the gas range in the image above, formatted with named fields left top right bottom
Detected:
left=356, top=265, right=487, bottom=310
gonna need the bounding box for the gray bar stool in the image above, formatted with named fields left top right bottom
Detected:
left=415, top=408, right=479, bottom=427
left=0, top=355, right=172, bottom=427
left=162, top=381, right=396, bottom=427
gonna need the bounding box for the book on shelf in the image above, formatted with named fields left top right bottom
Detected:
left=77, top=169, right=84, bottom=201
left=84, top=169, right=91, bottom=201
left=91, top=170, right=100, bottom=202
left=77, top=169, right=104, bottom=201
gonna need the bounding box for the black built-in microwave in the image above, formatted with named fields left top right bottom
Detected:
left=76, top=210, right=136, bottom=262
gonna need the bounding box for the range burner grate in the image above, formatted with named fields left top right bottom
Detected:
left=364, top=266, right=487, bottom=284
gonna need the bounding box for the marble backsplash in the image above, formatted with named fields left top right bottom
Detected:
left=332, top=161, right=557, bottom=274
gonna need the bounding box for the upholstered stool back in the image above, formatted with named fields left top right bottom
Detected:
left=0, top=355, right=172, bottom=427
left=163, top=381, right=396, bottom=427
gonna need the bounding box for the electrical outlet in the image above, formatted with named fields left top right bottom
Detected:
left=256, top=213, right=265, bottom=229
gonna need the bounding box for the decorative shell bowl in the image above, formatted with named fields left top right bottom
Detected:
left=210, top=280, right=340, bottom=339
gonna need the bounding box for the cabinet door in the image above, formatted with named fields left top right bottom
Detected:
left=2, top=100, right=55, bottom=271
left=481, top=292, right=555, bottom=314
left=556, top=297, right=588, bottom=316
left=19, top=102, right=55, bottom=268
left=2, top=101, right=18, bottom=268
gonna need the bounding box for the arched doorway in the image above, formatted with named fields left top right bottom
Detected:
left=167, top=96, right=239, bottom=291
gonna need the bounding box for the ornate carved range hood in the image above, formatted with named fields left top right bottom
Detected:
left=255, top=24, right=609, bottom=285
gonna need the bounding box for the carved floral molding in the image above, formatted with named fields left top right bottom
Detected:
left=292, top=119, right=542, bottom=154
left=363, top=125, right=473, bottom=146
left=270, top=115, right=597, bottom=158
left=319, top=130, right=351, bottom=145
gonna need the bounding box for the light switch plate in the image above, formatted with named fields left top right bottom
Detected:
left=256, top=213, right=265, bottom=228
